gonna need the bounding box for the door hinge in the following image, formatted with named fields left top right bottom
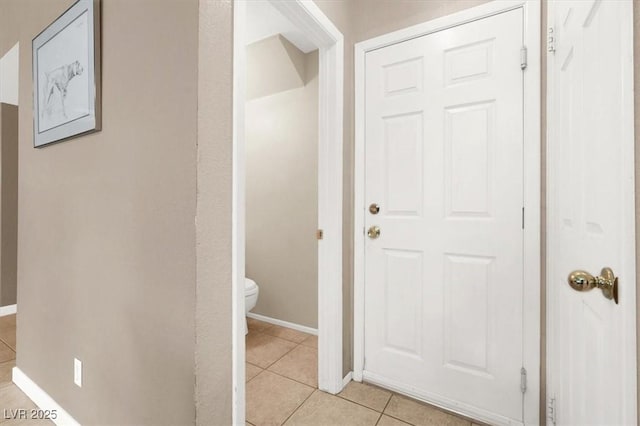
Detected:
left=520, top=367, right=527, bottom=393
left=316, top=229, right=324, bottom=240
left=548, top=27, right=556, bottom=53
left=522, top=207, right=525, bottom=229
left=548, top=397, right=557, bottom=425
left=520, top=46, right=528, bottom=70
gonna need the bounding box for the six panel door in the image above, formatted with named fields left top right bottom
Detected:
left=363, top=9, right=525, bottom=423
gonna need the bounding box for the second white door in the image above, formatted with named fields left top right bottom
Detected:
left=547, top=1, right=637, bottom=424
left=363, top=9, right=525, bottom=424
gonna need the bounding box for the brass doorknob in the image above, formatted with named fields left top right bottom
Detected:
left=367, top=226, right=381, bottom=239
left=568, top=267, right=618, bottom=304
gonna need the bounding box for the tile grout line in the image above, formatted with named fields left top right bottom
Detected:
left=247, top=320, right=320, bottom=425
left=383, top=392, right=473, bottom=425
left=376, top=393, right=416, bottom=426
left=334, top=391, right=391, bottom=414
left=254, top=323, right=313, bottom=344
left=249, top=327, right=310, bottom=347
left=248, top=320, right=312, bottom=344
left=362, top=376, right=475, bottom=423
left=380, top=413, right=416, bottom=426
left=246, top=329, right=300, bottom=370
left=262, top=341, right=300, bottom=370
left=247, top=331, right=316, bottom=387
left=279, top=388, right=318, bottom=426
left=381, top=392, right=393, bottom=414
left=250, top=321, right=467, bottom=426
left=0, top=338, right=14, bottom=353
left=373, top=409, right=384, bottom=426
left=263, top=365, right=317, bottom=389
left=245, top=360, right=262, bottom=369
left=245, top=358, right=267, bottom=380
left=380, top=397, right=470, bottom=426
left=250, top=323, right=391, bottom=418
left=262, top=340, right=318, bottom=388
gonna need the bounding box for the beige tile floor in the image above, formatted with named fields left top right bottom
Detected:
left=246, top=318, right=485, bottom=426
left=0, top=314, right=488, bottom=426
left=0, top=314, right=53, bottom=425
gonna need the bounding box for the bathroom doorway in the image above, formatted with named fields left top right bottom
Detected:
left=244, top=16, right=320, bottom=338
left=232, top=1, right=344, bottom=424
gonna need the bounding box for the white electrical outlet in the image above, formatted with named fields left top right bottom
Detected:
left=74, top=358, right=82, bottom=387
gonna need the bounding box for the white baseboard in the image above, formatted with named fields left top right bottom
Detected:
left=12, top=367, right=80, bottom=426
left=0, top=304, right=16, bottom=316
left=342, top=371, right=353, bottom=387
left=246, top=312, right=318, bottom=336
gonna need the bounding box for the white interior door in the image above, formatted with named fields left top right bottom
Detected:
left=547, top=1, right=637, bottom=425
left=363, top=9, right=526, bottom=424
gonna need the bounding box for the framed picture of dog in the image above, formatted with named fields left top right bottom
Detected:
left=32, top=0, right=101, bottom=148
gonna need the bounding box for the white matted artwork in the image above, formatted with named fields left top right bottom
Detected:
left=32, top=0, right=100, bottom=147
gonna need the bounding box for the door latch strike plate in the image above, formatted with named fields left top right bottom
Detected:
left=317, top=229, right=323, bottom=240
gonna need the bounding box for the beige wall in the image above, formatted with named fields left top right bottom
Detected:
left=351, top=0, right=490, bottom=43
left=195, top=0, right=233, bottom=424
left=245, top=36, right=319, bottom=328
left=3, top=0, right=200, bottom=424
left=0, top=103, right=17, bottom=307
left=246, top=35, right=310, bottom=100
left=0, top=1, right=19, bottom=66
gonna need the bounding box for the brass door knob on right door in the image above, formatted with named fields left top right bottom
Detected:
left=567, top=267, right=619, bottom=304
left=367, top=226, right=381, bottom=239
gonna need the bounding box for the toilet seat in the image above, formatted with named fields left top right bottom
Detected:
left=244, top=278, right=259, bottom=335
left=245, top=278, right=258, bottom=296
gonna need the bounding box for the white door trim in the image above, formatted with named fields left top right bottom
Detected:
left=353, top=1, right=540, bottom=424
left=232, top=1, right=344, bottom=424
left=545, top=1, right=637, bottom=424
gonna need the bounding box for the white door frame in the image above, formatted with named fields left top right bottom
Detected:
left=545, top=1, right=637, bottom=423
left=353, top=1, right=541, bottom=424
left=232, top=1, right=345, bottom=424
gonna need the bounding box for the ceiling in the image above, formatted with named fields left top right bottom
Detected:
left=245, top=1, right=316, bottom=53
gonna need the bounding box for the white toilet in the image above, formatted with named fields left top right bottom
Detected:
left=245, top=278, right=259, bottom=335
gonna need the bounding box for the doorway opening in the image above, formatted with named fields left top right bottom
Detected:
left=232, top=1, right=344, bottom=424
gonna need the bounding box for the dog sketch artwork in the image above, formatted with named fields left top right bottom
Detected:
left=33, top=0, right=100, bottom=147
left=41, top=60, right=84, bottom=122
left=36, top=10, right=90, bottom=134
